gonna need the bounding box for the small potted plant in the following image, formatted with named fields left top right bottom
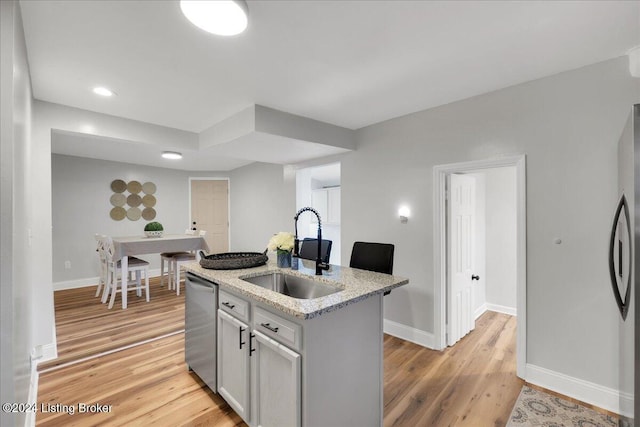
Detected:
left=144, top=221, right=164, bottom=238
left=267, top=232, right=295, bottom=268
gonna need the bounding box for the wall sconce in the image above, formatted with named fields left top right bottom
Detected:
left=399, top=206, right=410, bottom=224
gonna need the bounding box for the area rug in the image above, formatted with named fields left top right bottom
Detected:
left=507, top=386, right=618, bottom=427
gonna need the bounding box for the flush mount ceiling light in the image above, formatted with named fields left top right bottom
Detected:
left=92, top=86, right=115, bottom=97
left=162, top=151, right=183, bottom=160
left=180, top=0, right=248, bottom=36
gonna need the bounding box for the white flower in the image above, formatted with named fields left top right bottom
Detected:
left=268, top=232, right=294, bottom=253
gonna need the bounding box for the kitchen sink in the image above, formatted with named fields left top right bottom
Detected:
left=241, top=272, right=341, bottom=299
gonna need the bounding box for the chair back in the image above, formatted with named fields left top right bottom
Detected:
left=102, top=236, right=116, bottom=264
left=95, top=234, right=107, bottom=261
left=349, top=241, right=394, bottom=274
left=299, top=238, right=332, bottom=263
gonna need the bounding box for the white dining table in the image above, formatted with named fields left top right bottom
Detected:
left=112, top=234, right=210, bottom=308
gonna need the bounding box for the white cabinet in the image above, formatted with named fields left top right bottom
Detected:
left=311, top=187, right=340, bottom=225
left=217, top=309, right=251, bottom=422
left=252, top=330, right=301, bottom=427
left=218, top=294, right=302, bottom=427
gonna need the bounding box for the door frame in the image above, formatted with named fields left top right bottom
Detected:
left=433, top=155, right=526, bottom=378
left=188, top=177, right=231, bottom=251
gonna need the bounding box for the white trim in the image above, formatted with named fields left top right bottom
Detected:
left=526, top=363, right=632, bottom=417
left=474, top=303, right=487, bottom=320
left=53, top=268, right=163, bottom=290
left=188, top=177, right=231, bottom=251
left=25, top=358, right=38, bottom=427
left=486, top=303, right=517, bottom=317
left=39, top=342, right=58, bottom=363
left=433, top=155, right=527, bottom=379
left=383, top=318, right=435, bottom=349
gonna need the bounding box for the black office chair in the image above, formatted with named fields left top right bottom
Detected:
left=298, top=238, right=332, bottom=264
left=349, top=241, right=395, bottom=275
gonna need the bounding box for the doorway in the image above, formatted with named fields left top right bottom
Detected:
left=434, top=155, right=526, bottom=378
left=295, top=163, right=341, bottom=264
left=189, top=178, right=230, bottom=254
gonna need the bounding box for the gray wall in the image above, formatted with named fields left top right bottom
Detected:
left=51, top=154, right=229, bottom=285
left=1, top=1, right=34, bottom=425
left=485, top=166, right=517, bottom=311
left=341, top=57, right=639, bottom=390
left=229, top=162, right=296, bottom=257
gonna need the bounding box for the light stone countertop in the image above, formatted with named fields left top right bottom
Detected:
left=183, top=259, right=409, bottom=319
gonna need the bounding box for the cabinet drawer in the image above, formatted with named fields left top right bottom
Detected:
left=254, top=307, right=301, bottom=351
left=218, top=289, right=250, bottom=323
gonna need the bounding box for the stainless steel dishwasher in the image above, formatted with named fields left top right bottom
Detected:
left=185, top=272, right=218, bottom=392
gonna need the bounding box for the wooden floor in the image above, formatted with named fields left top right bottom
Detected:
left=39, top=277, right=186, bottom=370
left=38, top=285, right=523, bottom=426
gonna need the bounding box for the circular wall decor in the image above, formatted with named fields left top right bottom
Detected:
left=127, top=207, right=142, bottom=221
left=110, top=193, right=126, bottom=207
left=127, top=180, right=142, bottom=194
left=111, top=179, right=127, bottom=193
left=142, top=182, right=157, bottom=195
left=142, top=194, right=156, bottom=207
left=110, top=206, right=126, bottom=221
left=127, top=193, right=142, bottom=207
left=142, top=207, right=156, bottom=221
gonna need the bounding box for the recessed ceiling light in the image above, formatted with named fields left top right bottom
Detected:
left=162, top=151, right=183, bottom=160
left=180, top=0, right=248, bottom=36
left=93, top=87, right=115, bottom=97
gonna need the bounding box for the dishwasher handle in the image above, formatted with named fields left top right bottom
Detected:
left=186, top=273, right=216, bottom=291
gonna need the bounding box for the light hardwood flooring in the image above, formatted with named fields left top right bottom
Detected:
left=38, top=285, right=523, bottom=426
left=40, top=277, right=185, bottom=371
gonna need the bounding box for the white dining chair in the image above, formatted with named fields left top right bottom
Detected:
left=94, top=234, right=108, bottom=299
left=168, top=230, right=206, bottom=295
left=102, top=236, right=150, bottom=309
left=159, top=229, right=194, bottom=287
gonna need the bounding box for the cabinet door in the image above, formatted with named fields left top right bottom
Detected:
left=327, top=187, right=340, bottom=224
left=311, top=189, right=328, bottom=224
left=253, top=330, right=301, bottom=427
left=217, top=310, right=250, bottom=423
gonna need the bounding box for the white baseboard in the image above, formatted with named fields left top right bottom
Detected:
left=475, top=303, right=487, bottom=320
left=486, top=303, right=517, bottom=317
left=475, top=303, right=517, bottom=319
left=26, top=355, right=39, bottom=427
left=53, top=269, right=162, bottom=291
left=383, top=318, right=435, bottom=349
left=39, top=342, right=58, bottom=363
left=526, top=363, right=632, bottom=417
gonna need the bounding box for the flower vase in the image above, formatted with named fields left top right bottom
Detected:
left=277, top=251, right=292, bottom=268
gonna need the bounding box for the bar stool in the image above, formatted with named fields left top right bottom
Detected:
left=168, top=230, right=206, bottom=295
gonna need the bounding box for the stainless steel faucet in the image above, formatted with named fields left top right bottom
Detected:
left=293, top=207, right=329, bottom=275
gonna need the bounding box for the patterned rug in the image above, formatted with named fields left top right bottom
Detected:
left=507, top=386, right=618, bottom=427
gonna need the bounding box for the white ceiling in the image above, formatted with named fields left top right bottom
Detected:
left=20, top=0, right=639, bottom=169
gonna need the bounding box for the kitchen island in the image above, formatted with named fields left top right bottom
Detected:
left=183, top=259, right=408, bottom=427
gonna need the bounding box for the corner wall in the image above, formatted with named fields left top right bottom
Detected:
left=1, top=1, right=36, bottom=425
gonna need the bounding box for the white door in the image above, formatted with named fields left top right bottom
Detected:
left=217, top=310, right=250, bottom=423
left=252, top=330, right=301, bottom=427
left=447, top=173, right=477, bottom=346
left=191, top=179, right=229, bottom=254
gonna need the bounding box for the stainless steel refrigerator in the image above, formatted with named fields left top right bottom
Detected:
left=611, top=104, right=639, bottom=426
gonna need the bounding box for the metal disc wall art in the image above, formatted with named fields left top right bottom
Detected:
left=109, top=179, right=157, bottom=221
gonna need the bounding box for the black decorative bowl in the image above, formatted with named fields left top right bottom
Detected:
left=199, top=251, right=268, bottom=270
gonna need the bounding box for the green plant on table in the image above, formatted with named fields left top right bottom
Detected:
left=144, top=221, right=163, bottom=232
